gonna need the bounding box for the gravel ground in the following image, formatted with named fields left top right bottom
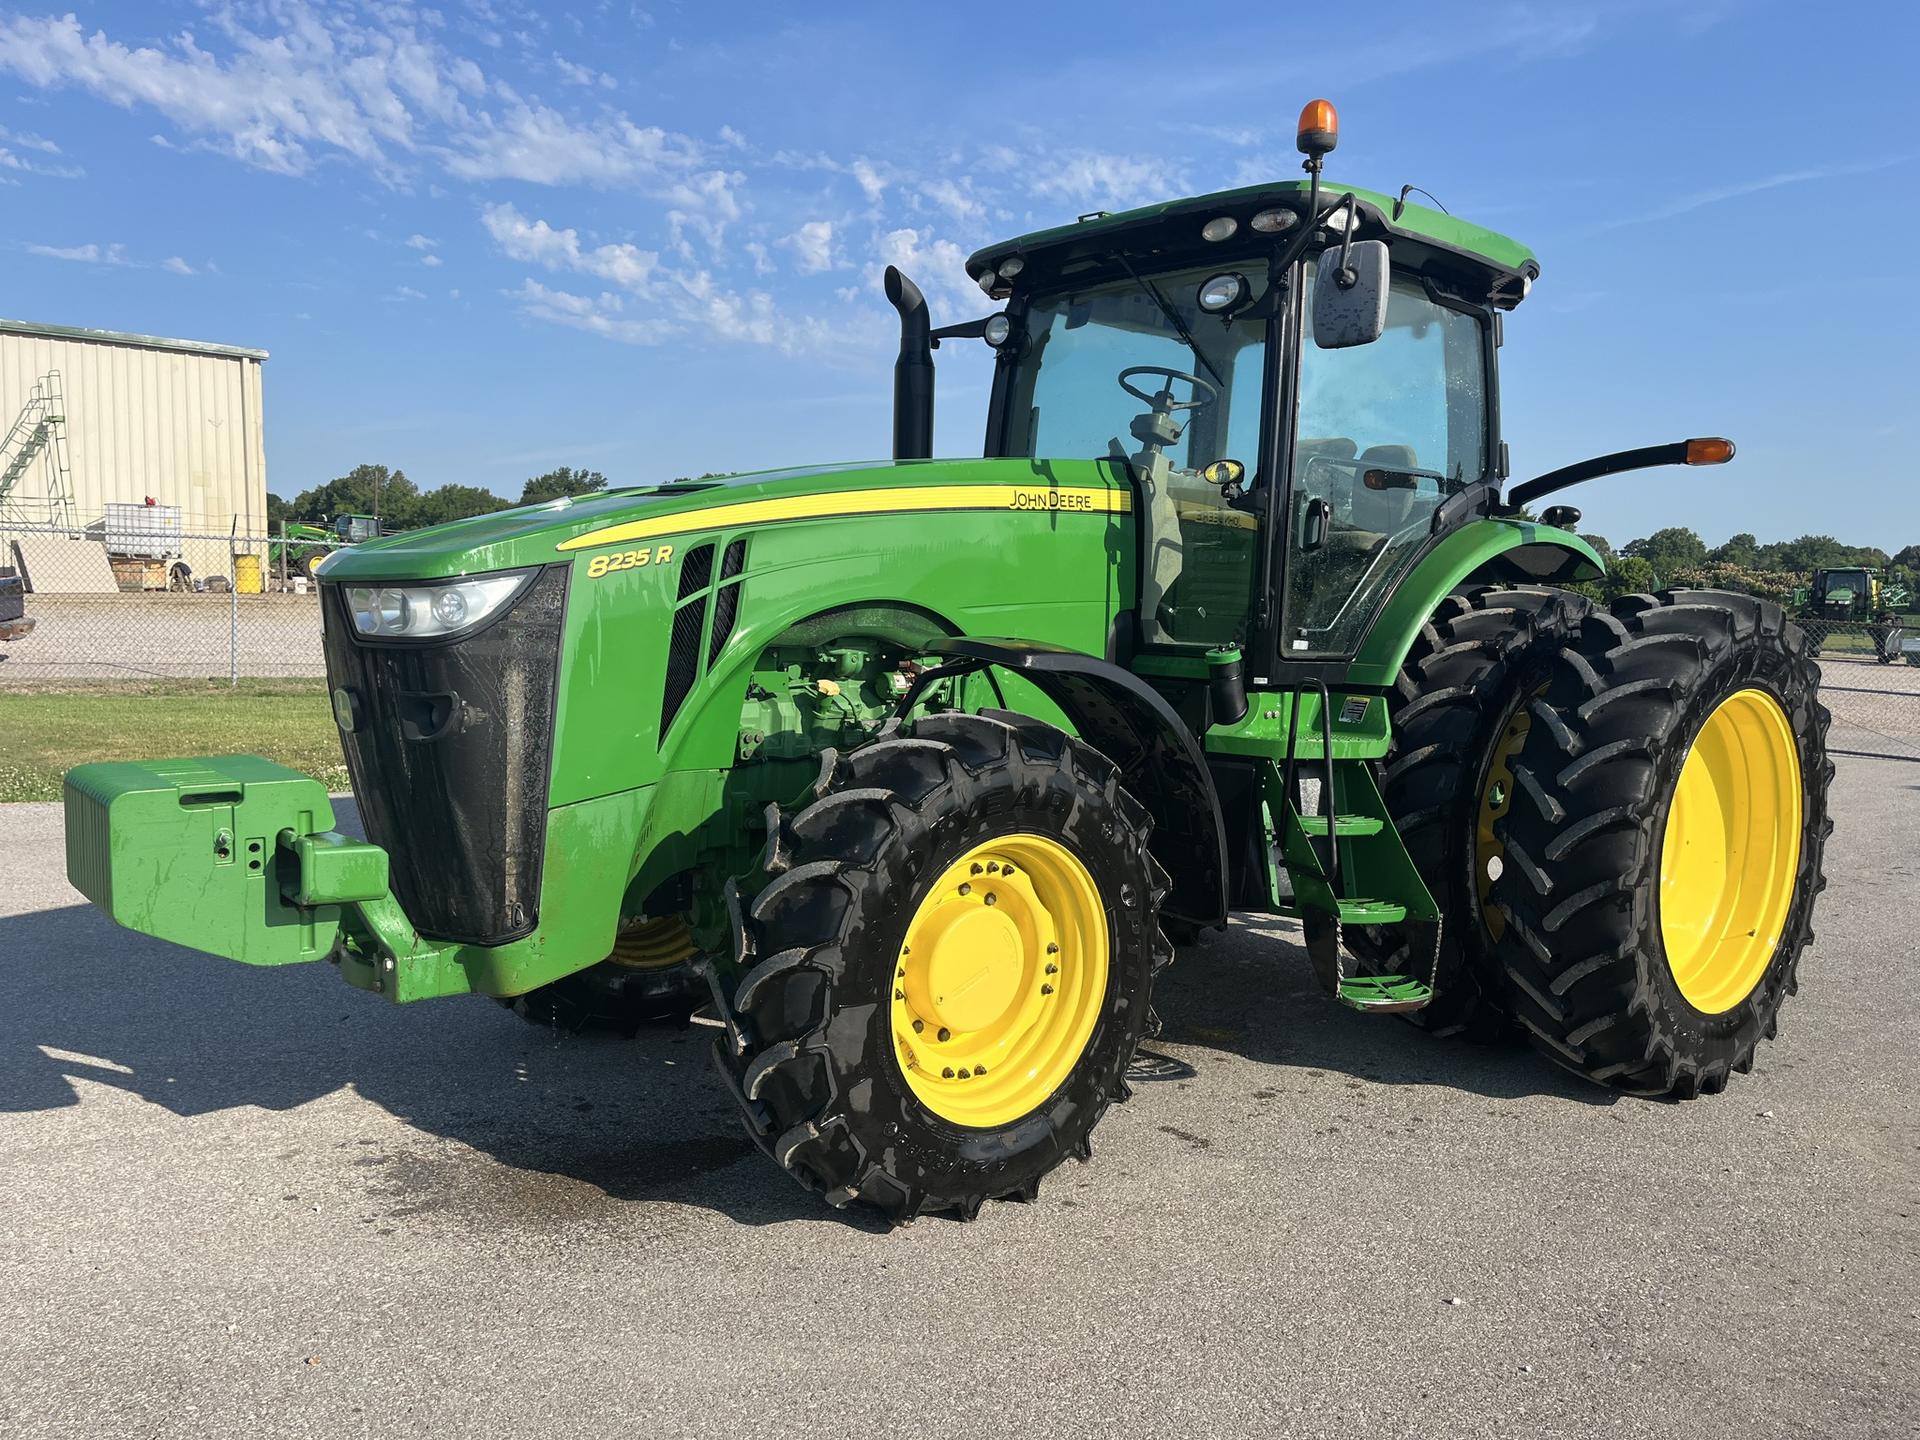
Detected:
left=0, top=593, right=325, bottom=681
left=2, top=756, right=1916, bottom=1438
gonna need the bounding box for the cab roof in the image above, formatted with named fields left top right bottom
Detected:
left=968, top=178, right=1538, bottom=307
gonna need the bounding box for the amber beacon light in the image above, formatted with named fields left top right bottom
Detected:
left=1296, top=98, right=1339, bottom=157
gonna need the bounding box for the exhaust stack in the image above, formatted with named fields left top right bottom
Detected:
left=883, top=265, right=934, bottom=461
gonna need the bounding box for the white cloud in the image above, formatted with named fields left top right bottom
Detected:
left=482, top=201, right=658, bottom=290
left=420, top=252, right=444, bottom=267
left=161, top=255, right=195, bottom=275
left=782, top=220, right=836, bottom=274
left=877, top=227, right=978, bottom=315
left=27, top=240, right=128, bottom=265
left=918, top=176, right=985, bottom=222
left=551, top=54, right=614, bottom=89
left=1028, top=151, right=1172, bottom=208
left=850, top=157, right=887, bottom=202
left=445, top=105, right=701, bottom=185
left=0, top=10, right=703, bottom=188
left=495, top=207, right=857, bottom=355
left=406, top=233, right=437, bottom=249
left=390, top=285, right=428, bottom=301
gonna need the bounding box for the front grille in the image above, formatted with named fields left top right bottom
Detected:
left=321, top=567, right=568, bottom=945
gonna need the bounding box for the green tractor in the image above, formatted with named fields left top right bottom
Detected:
left=273, top=513, right=387, bottom=581
left=64, top=101, right=1831, bottom=1222
left=1793, top=567, right=1910, bottom=662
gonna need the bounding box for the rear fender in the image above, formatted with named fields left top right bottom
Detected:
left=927, top=636, right=1229, bottom=928
left=1345, top=518, right=1604, bottom=688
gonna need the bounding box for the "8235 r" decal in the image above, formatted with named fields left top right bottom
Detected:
left=586, top=545, right=675, bottom=579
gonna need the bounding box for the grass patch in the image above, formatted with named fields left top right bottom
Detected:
left=0, top=679, right=348, bottom=803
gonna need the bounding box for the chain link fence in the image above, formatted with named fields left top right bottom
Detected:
left=0, top=522, right=331, bottom=682
left=1802, top=619, right=1920, bottom=762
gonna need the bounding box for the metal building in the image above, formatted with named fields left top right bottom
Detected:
left=0, top=318, right=268, bottom=534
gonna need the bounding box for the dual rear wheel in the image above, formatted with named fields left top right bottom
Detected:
left=1373, top=586, right=1830, bottom=1095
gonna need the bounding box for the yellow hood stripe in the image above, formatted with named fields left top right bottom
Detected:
left=555, top=484, right=1131, bottom=553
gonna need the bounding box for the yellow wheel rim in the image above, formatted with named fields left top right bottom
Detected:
left=606, top=915, right=698, bottom=970
left=1475, top=696, right=1535, bottom=943
left=1660, top=687, right=1803, bottom=1014
left=891, top=833, right=1109, bottom=1129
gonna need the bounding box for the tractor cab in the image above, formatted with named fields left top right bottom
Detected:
left=915, top=100, right=1548, bottom=683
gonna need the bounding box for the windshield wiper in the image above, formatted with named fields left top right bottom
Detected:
left=1111, top=253, right=1225, bottom=390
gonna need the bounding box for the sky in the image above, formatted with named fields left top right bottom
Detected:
left=1, top=0, right=1916, bottom=550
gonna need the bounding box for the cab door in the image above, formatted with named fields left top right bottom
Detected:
left=1278, top=263, right=1493, bottom=661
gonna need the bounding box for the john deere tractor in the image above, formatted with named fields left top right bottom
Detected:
left=64, top=101, right=1831, bottom=1223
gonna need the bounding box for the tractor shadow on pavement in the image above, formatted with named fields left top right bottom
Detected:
left=0, top=894, right=877, bottom=1229
left=1149, top=915, right=1617, bottom=1107
left=2, top=811, right=1601, bottom=1234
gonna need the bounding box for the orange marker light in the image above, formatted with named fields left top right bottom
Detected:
left=1297, top=98, right=1339, bottom=157
left=1684, top=437, right=1736, bottom=465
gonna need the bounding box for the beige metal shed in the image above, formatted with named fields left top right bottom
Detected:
left=0, top=318, right=268, bottom=535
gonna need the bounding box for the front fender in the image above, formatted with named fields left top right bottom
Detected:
left=1346, top=519, right=1604, bottom=688
left=928, top=636, right=1229, bottom=927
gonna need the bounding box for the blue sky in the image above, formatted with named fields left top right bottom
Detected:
left=2, top=0, right=1915, bottom=549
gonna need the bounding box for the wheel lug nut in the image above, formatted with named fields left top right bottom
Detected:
left=937, top=1027, right=951, bottom=1042
left=1046, top=942, right=1059, bottom=954
left=1041, top=984, right=1054, bottom=996
left=1045, top=963, right=1058, bottom=975
left=970, top=863, right=984, bottom=875
left=958, top=882, right=972, bottom=896
left=958, top=1068, right=971, bottom=1079
left=942, top=1068, right=955, bottom=1079
left=985, top=861, right=999, bottom=873
left=1001, top=864, right=1016, bottom=876
left=975, top=1064, right=987, bottom=1075
left=984, top=892, right=997, bottom=906
left=894, top=988, right=904, bottom=1000
left=912, top=1019, right=924, bottom=1033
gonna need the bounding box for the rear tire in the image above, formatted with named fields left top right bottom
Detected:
left=715, top=711, right=1169, bottom=1223
left=1492, top=591, right=1831, bottom=1096
left=1351, top=584, right=1590, bottom=1039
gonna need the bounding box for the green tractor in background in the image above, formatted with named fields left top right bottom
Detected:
left=1793, top=566, right=1910, bottom=663
left=64, top=101, right=1831, bottom=1223
left=272, top=513, right=387, bottom=582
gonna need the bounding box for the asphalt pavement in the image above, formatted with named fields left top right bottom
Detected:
left=2, top=760, right=1915, bottom=1439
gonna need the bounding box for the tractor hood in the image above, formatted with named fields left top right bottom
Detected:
left=315, top=457, right=1133, bottom=583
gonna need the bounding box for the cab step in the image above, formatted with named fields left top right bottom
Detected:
left=1335, top=897, right=1406, bottom=925
left=1297, top=814, right=1384, bottom=839
left=1337, top=974, right=1434, bottom=1014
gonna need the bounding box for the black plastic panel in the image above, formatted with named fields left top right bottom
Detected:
left=321, top=567, right=568, bottom=945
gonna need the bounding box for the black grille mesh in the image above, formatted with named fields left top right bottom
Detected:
left=677, top=543, right=714, bottom=599
left=321, top=567, right=566, bottom=945
left=660, top=597, right=706, bottom=737
left=707, top=539, right=748, bottom=665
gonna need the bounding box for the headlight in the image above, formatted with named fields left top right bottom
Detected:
left=1250, top=207, right=1297, bottom=234
left=345, top=572, right=531, bottom=640
left=996, top=255, right=1025, bottom=279
left=1197, top=272, right=1248, bottom=314
left=1200, top=215, right=1238, bottom=242
left=982, top=312, right=1013, bottom=347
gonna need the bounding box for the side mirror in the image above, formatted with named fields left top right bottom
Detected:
left=1312, top=239, right=1389, bottom=349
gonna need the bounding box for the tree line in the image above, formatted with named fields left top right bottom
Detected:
left=1568, top=525, right=1919, bottom=604
left=265, top=463, right=613, bottom=531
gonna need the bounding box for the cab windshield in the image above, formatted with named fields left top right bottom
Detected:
left=1000, top=262, right=1269, bottom=648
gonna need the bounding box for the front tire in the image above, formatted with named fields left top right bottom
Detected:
left=1492, top=591, right=1831, bottom=1097
left=716, top=711, right=1169, bottom=1222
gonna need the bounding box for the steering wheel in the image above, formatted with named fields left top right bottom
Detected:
left=1117, top=365, right=1219, bottom=410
